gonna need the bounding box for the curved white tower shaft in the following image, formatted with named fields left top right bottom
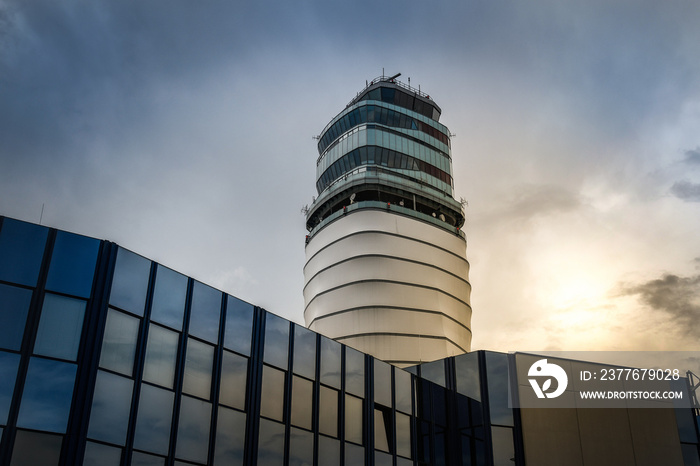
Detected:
left=304, top=74, right=472, bottom=367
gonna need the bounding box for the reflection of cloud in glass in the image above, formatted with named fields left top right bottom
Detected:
left=257, top=418, right=285, bottom=465
left=142, top=325, right=179, bottom=389
left=99, top=309, right=139, bottom=376
left=176, top=396, right=211, bottom=463
left=224, top=295, right=254, bottom=355
left=150, top=265, right=187, bottom=331
left=133, top=384, right=174, bottom=455
left=263, top=313, right=289, bottom=368
left=87, top=370, right=133, bottom=445
left=17, top=357, right=77, bottom=433
left=219, top=351, right=248, bottom=410
left=214, top=406, right=246, bottom=465
left=189, top=281, right=222, bottom=343
left=109, top=248, right=151, bottom=316
left=182, top=338, right=214, bottom=399
left=34, top=293, right=86, bottom=361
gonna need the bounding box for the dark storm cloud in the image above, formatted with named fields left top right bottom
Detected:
left=619, top=274, right=700, bottom=335
left=670, top=181, right=700, bottom=202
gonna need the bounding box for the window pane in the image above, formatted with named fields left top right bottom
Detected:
left=344, top=442, right=364, bottom=465
left=395, top=369, right=412, bottom=414
left=17, top=357, right=76, bottom=433
left=0, top=218, right=47, bottom=287
left=375, top=450, right=392, bottom=466
left=260, top=365, right=285, bottom=421
left=291, top=375, right=313, bottom=430
left=455, top=352, right=481, bottom=401
left=0, top=351, right=20, bottom=425
left=318, top=436, right=340, bottom=465
left=45, top=231, right=99, bottom=298
left=214, top=406, right=246, bottom=466
left=263, top=313, right=289, bottom=369
left=176, top=395, right=211, bottom=464
left=319, top=385, right=338, bottom=437
left=420, top=359, right=445, bottom=387
left=345, top=347, right=364, bottom=397
left=374, top=360, right=392, bottom=407
left=109, top=248, right=151, bottom=316
left=293, top=325, right=316, bottom=380
left=133, top=384, right=174, bottom=455
left=257, top=418, right=285, bottom=466
left=87, top=370, right=133, bottom=445
left=34, top=293, right=85, bottom=361
left=182, top=338, right=214, bottom=399
left=83, top=441, right=122, bottom=466
left=150, top=265, right=187, bottom=331
left=289, top=427, right=314, bottom=466
left=345, top=394, right=363, bottom=444
left=396, top=412, right=412, bottom=458
left=491, top=426, right=515, bottom=466
left=374, top=408, right=390, bottom=452
left=0, top=283, right=32, bottom=351
left=100, top=308, right=139, bottom=376
left=188, top=281, right=221, bottom=343
left=10, top=429, right=62, bottom=466
left=219, top=351, right=248, bottom=410
left=320, top=336, right=341, bottom=389
left=131, top=451, right=165, bottom=466
left=485, top=352, right=513, bottom=426
left=142, top=324, right=179, bottom=389
left=224, top=295, right=254, bottom=355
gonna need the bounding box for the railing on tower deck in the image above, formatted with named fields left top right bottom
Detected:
left=361, top=74, right=434, bottom=101
left=306, top=199, right=466, bottom=241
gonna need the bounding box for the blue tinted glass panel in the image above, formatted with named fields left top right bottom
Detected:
left=83, top=441, right=122, bottom=466
left=345, top=347, right=364, bottom=397
left=0, top=283, right=32, bottom=351
left=10, top=429, right=62, bottom=466
left=681, top=444, right=700, bottom=466
left=150, top=266, right=187, bottom=330
left=320, top=336, right=341, bottom=389
left=214, top=407, right=246, bottom=466
left=17, top=357, right=76, bottom=433
left=0, top=218, right=47, bottom=287
left=318, top=436, right=340, bottom=465
left=485, top=352, right=513, bottom=426
left=100, top=308, right=140, bottom=376
left=176, top=395, right=211, bottom=464
left=0, top=351, right=20, bottom=425
left=34, top=293, right=85, bottom=361
left=263, top=313, right=289, bottom=369
left=224, top=295, right=254, bottom=355
left=293, top=325, right=316, bottom=379
left=257, top=418, right=285, bottom=466
left=45, top=231, right=99, bottom=298
left=131, top=451, right=165, bottom=466
left=142, top=324, right=179, bottom=389
left=289, top=427, right=314, bottom=466
left=182, top=338, right=214, bottom=400
left=219, top=350, right=248, bottom=410
left=133, top=384, right=174, bottom=455
left=87, top=370, right=133, bottom=445
left=261, top=365, right=285, bottom=421
left=189, top=281, right=221, bottom=343
left=109, top=248, right=150, bottom=316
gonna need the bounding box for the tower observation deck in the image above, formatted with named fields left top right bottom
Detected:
left=303, top=74, right=472, bottom=367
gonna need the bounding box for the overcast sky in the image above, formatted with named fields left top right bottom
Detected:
left=1, top=0, right=699, bottom=355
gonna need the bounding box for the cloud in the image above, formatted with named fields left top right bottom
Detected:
left=684, top=148, right=700, bottom=165
left=670, top=181, right=700, bottom=202
left=618, top=274, right=700, bottom=335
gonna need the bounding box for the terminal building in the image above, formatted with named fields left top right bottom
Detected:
left=304, top=74, right=472, bottom=366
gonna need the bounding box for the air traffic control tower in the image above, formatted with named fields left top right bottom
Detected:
left=303, top=74, right=472, bottom=367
